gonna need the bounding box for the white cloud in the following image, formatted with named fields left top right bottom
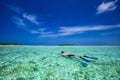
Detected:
left=12, top=17, right=31, bottom=31
left=23, top=13, right=40, bottom=25
left=35, top=24, right=120, bottom=37
left=7, top=5, right=22, bottom=14
left=31, top=28, right=54, bottom=37
left=13, top=17, right=26, bottom=26
left=97, top=0, right=118, bottom=14
left=7, top=5, right=40, bottom=26
left=31, top=30, right=40, bottom=34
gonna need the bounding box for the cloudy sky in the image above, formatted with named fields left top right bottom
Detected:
left=0, top=0, right=120, bottom=45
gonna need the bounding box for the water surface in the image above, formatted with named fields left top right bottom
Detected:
left=0, top=46, right=120, bottom=80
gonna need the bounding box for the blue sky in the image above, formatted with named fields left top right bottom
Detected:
left=0, top=0, right=120, bottom=45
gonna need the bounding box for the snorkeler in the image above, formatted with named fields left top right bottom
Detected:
left=61, top=51, right=98, bottom=62
left=61, top=51, right=81, bottom=58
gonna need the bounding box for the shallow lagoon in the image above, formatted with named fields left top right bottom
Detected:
left=0, top=46, right=120, bottom=80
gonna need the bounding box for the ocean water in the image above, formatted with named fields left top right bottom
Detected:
left=0, top=46, right=120, bottom=80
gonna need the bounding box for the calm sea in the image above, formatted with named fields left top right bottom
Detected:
left=0, top=46, right=120, bottom=80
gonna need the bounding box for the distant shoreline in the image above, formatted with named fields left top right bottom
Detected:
left=0, top=45, right=119, bottom=46
left=0, top=42, right=23, bottom=46
left=0, top=44, right=22, bottom=46
left=0, top=42, right=120, bottom=46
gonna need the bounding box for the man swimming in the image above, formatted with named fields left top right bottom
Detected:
left=61, top=51, right=98, bottom=62
left=61, top=51, right=82, bottom=58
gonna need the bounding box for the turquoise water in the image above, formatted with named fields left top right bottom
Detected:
left=0, top=46, right=120, bottom=80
